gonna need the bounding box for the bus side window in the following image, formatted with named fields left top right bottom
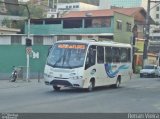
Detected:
left=85, top=45, right=96, bottom=69
left=120, top=48, right=128, bottom=62
left=97, top=46, right=104, bottom=64
left=105, top=47, right=112, bottom=63
left=112, top=47, right=120, bottom=63
left=127, top=48, right=131, bottom=62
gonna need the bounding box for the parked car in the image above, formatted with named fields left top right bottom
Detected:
left=140, top=65, right=160, bottom=78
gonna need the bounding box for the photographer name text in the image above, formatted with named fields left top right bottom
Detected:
left=128, top=113, right=160, bottom=119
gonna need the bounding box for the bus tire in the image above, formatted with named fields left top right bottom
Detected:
left=87, top=79, right=95, bottom=92
left=114, top=76, right=121, bottom=88
left=53, top=86, right=60, bottom=91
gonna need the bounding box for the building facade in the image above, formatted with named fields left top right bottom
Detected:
left=150, top=2, right=160, bottom=45
left=99, top=0, right=160, bottom=41
left=99, top=0, right=147, bottom=9
left=26, top=8, right=140, bottom=44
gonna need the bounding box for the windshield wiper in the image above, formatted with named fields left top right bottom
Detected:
left=52, top=49, right=69, bottom=68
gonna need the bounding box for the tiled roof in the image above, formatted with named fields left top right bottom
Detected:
left=62, top=7, right=144, bottom=18
left=63, top=10, right=114, bottom=18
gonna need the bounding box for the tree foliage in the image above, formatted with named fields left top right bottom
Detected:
left=2, top=18, right=25, bottom=33
left=1, top=18, right=11, bottom=27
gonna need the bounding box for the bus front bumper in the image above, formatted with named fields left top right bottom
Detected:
left=45, top=79, right=85, bottom=88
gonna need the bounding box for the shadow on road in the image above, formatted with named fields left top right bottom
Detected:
left=45, top=85, right=124, bottom=94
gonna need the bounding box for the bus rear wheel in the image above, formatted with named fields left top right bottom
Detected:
left=53, top=86, right=60, bottom=91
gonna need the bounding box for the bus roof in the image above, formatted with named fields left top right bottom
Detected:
left=55, top=40, right=132, bottom=48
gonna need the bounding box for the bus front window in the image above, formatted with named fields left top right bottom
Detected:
left=47, top=43, right=87, bottom=69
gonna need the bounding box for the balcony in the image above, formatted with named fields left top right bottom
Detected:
left=28, top=24, right=114, bottom=35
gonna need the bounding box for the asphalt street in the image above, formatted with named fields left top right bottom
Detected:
left=0, top=75, right=160, bottom=113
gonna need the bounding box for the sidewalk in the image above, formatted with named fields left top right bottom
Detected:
left=0, top=79, right=43, bottom=89
left=0, top=74, right=139, bottom=89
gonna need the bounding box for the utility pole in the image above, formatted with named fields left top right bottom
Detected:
left=132, top=24, right=138, bottom=73
left=25, top=4, right=31, bottom=82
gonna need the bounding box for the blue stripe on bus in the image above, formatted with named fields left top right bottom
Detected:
left=104, top=64, right=129, bottom=78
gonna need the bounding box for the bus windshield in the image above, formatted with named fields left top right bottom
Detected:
left=47, top=43, right=87, bottom=69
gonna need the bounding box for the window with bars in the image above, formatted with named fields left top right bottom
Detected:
left=33, top=36, right=43, bottom=45
left=57, top=36, right=70, bottom=41
left=11, top=36, right=21, bottom=45
left=76, top=36, right=82, bottom=40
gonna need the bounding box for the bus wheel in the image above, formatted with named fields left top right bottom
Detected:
left=53, top=86, right=60, bottom=91
left=87, top=80, right=95, bottom=92
left=114, top=77, right=121, bottom=88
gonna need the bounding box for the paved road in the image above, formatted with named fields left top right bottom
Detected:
left=0, top=77, right=160, bottom=113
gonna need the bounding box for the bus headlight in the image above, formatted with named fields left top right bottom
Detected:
left=44, top=73, right=53, bottom=78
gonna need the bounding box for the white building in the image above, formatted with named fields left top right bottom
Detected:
left=148, top=1, right=160, bottom=43
left=47, top=2, right=99, bottom=18
left=18, top=0, right=30, bottom=2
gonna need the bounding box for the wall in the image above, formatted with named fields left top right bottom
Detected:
left=0, top=35, right=53, bottom=79
left=113, top=12, right=134, bottom=44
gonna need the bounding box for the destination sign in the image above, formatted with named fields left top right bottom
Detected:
left=58, top=44, right=86, bottom=49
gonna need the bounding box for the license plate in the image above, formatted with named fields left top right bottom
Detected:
left=57, top=85, right=64, bottom=87
left=143, top=73, right=147, bottom=76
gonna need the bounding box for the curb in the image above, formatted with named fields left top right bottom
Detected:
left=0, top=79, right=43, bottom=89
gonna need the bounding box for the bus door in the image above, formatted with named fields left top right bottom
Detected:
left=84, top=45, right=96, bottom=84
left=96, top=46, right=106, bottom=86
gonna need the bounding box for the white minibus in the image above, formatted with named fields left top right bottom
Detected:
left=44, top=40, right=132, bottom=91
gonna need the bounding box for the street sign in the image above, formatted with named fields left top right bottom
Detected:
left=26, top=47, right=32, bottom=55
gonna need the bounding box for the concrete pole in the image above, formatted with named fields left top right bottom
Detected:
left=26, top=18, right=30, bottom=82
left=26, top=5, right=31, bottom=82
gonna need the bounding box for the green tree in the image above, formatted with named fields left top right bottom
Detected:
left=2, top=18, right=24, bottom=33
left=29, top=5, right=44, bottom=18
left=1, top=18, right=11, bottom=27
left=20, top=4, right=45, bottom=18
